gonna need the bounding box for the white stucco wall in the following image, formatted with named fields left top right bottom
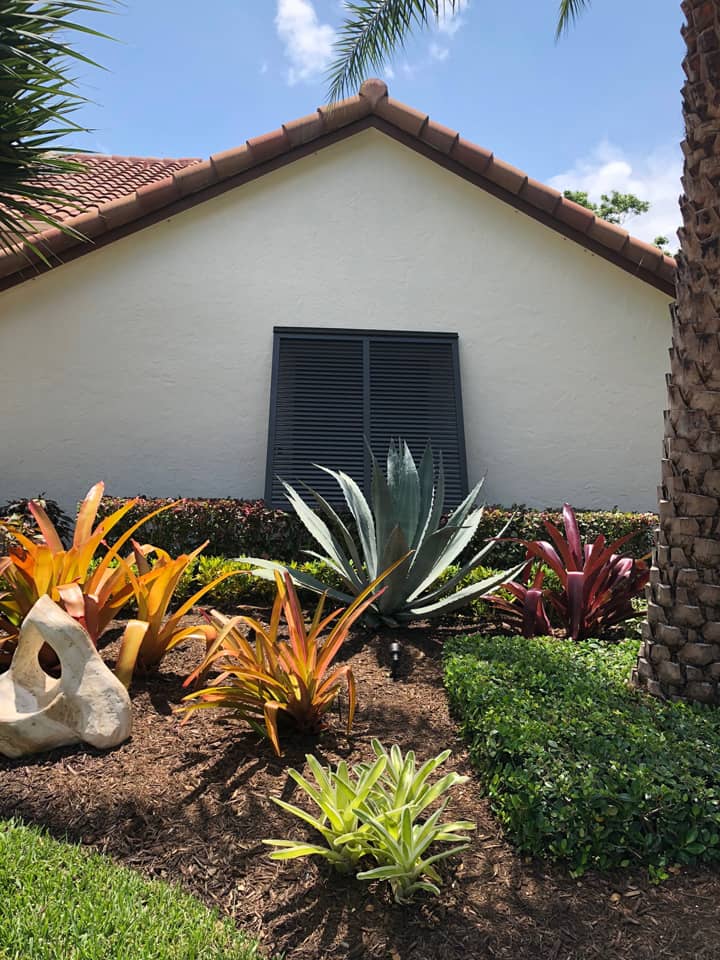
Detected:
left=0, top=128, right=671, bottom=512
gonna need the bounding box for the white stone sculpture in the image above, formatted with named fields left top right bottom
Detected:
left=0, top=595, right=132, bottom=758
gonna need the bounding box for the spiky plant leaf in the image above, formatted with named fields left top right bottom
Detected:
left=328, top=1, right=456, bottom=103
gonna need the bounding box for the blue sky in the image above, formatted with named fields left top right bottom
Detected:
left=71, top=0, right=684, bottom=244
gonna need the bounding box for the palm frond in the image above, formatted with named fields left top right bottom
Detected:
left=0, top=1, right=117, bottom=260
left=328, top=1, right=462, bottom=104
left=555, top=0, right=591, bottom=38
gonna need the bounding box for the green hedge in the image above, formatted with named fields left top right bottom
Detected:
left=94, top=497, right=657, bottom=565
left=96, top=497, right=313, bottom=561
left=175, top=557, right=502, bottom=615
left=443, top=634, right=720, bottom=878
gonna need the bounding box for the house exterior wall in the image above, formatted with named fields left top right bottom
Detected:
left=0, top=129, right=671, bottom=513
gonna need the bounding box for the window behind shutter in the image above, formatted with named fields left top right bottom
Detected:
left=266, top=329, right=468, bottom=508
left=266, top=336, right=365, bottom=505
left=368, top=338, right=466, bottom=507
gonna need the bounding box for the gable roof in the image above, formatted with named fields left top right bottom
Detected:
left=0, top=79, right=676, bottom=296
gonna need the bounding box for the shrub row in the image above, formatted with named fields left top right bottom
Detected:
left=173, top=556, right=501, bottom=615
left=443, top=634, right=720, bottom=878
left=94, top=497, right=657, bottom=565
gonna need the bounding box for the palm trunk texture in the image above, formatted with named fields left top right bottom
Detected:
left=634, top=0, right=720, bottom=701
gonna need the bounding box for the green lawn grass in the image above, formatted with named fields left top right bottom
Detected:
left=0, top=820, right=265, bottom=960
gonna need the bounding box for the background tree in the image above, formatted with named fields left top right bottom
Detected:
left=562, top=189, right=649, bottom=225
left=563, top=189, right=673, bottom=253
left=0, top=1, right=115, bottom=258
left=330, top=0, right=720, bottom=706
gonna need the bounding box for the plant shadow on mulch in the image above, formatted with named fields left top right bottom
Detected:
left=2, top=610, right=720, bottom=960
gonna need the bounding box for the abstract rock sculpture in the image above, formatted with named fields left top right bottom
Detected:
left=0, top=595, right=132, bottom=758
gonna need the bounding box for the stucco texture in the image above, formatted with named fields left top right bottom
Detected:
left=0, top=129, right=671, bottom=512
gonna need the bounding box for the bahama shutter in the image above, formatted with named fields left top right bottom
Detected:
left=265, top=333, right=366, bottom=506
left=265, top=329, right=468, bottom=508
left=368, top=336, right=467, bottom=507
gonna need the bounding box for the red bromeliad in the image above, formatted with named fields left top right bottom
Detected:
left=490, top=504, right=649, bottom=641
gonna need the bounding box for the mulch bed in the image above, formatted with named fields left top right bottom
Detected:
left=2, top=612, right=719, bottom=960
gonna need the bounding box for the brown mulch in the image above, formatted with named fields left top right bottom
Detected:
left=2, top=614, right=719, bottom=960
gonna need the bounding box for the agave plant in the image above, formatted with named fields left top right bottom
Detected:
left=246, top=440, right=521, bottom=626
left=489, top=503, right=650, bottom=641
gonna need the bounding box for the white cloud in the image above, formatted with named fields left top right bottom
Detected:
left=437, top=0, right=469, bottom=35
left=275, top=0, right=336, bottom=85
left=429, top=42, right=449, bottom=61
left=548, top=141, right=682, bottom=246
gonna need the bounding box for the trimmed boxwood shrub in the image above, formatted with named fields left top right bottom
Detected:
left=443, top=634, right=720, bottom=878
left=96, top=497, right=314, bottom=561
left=94, top=497, right=656, bottom=565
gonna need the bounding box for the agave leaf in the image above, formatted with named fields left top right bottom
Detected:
left=414, top=442, right=436, bottom=549
left=315, top=466, right=377, bottom=579
left=373, top=524, right=412, bottom=615
left=413, top=450, right=445, bottom=553
left=443, top=476, right=485, bottom=530
left=410, top=563, right=525, bottom=618
left=370, top=445, right=396, bottom=561
left=282, top=481, right=358, bottom=585
left=410, top=514, right=516, bottom=605
left=387, top=440, right=421, bottom=546
left=239, top=558, right=354, bottom=604
left=402, top=523, right=472, bottom=602
left=302, top=481, right=364, bottom=576
left=302, top=550, right=359, bottom=591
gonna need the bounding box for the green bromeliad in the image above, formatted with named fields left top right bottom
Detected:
left=264, top=740, right=474, bottom=902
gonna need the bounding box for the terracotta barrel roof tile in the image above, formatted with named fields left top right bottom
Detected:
left=246, top=128, right=291, bottom=163
left=374, top=98, right=428, bottom=137
left=483, top=157, right=528, bottom=195
left=519, top=178, right=563, bottom=215
left=555, top=196, right=597, bottom=233
left=209, top=145, right=254, bottom=180
left=450, top=138, right=494, bottom=175
left=587, top=217, right=631, bottom=252
left=282, top=112, right=325, bottom=147
left=318, top=95, right=370, bottom=130
left=420, top=119, right=459, bottom=155
left=173, top=160, right=216, bottom=197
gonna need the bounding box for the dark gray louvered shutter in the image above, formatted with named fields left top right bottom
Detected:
left=266, top=329, right=468, bottom=508
left=368, top=337, right=467, bottom=507
left=265, top=334, right=366, bottom=505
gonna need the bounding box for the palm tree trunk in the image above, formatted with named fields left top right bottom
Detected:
left=634, top=0, right=720, bottom=702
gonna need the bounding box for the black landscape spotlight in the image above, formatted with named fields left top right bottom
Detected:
left=390, top=640, right=400, bottom=680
